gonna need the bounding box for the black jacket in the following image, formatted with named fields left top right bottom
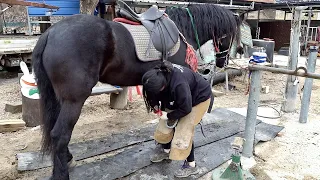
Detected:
left=157, top=64, right=212, bottom=120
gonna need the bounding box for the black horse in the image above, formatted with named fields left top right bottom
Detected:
left=32, top=3, right=241, bottom=180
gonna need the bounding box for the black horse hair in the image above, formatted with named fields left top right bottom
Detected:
left=165, top=4, right=242, bottom=46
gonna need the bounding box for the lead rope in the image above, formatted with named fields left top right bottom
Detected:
left=177, top=28, right=207, bottom=137
left=199, top=122, right=206, bottom=138
left=185, top=8, right=212, bottom=138
left=185, top=7, right=204, bottom=61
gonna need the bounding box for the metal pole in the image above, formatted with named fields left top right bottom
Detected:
left=299, top=46, right=318, bottom=123
left=282, top=7, right=304, bottom=112
left=26, top=7, right=32, bottom=35
left=248, top=65, right=320, bottom=79
left=225, top=71, right=229, bottom=93
left=242, top=70, right=261, bottom=158
left=304, top=7, right=312, bottom=52
left=256, top=9, right=260, bottom=39
left=126, top=0, right=254, bottom=10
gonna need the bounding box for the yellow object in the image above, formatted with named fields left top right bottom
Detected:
left=154, top=118, right=174, bottom=144
left=154, top=98, right=211, bottom=160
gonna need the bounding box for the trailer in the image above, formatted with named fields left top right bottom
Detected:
left=0, top=35, right=40, bottom=69
left=0, top=0, right=59, bottom=70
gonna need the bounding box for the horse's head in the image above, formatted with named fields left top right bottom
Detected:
left=215, top=12, right=244, bottom=68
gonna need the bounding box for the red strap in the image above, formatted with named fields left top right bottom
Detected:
left=128, top=87, right=133, bottom=102
left=136, top=86, right=142, bottom=96
left=154, top=110, right=163, bottom=116
left=213, top=36, right=220, bottom=53
left=113, top=18, right=142, bottom=25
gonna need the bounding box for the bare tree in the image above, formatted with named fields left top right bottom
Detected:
left=80, top=0, right=99, bottom=15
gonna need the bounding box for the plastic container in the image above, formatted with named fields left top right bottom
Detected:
left=19, top=62, right=41, bottom=127
left=249, top=52, right=267, bottom=64
left=19, top=62, right=39, bottom=99
left=252, top=39, right=275, bottom=63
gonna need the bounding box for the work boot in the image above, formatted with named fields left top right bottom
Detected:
left=166, top=119, right=178, bottom=128
left=150, top=147, right=169, bottom=163
left=174, top=161, right=199, bottom=178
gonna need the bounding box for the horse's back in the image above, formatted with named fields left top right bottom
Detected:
left=46, top=14, right=113, bottom=45
left=43, top=14, right=113, bottom=69
left=41, top=14, right=115, bottom=98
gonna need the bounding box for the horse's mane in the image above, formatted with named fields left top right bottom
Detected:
left=165, top=4, right=241, bottom=45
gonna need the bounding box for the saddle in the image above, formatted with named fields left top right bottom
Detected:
left=117, top=0, right=180, bottom=61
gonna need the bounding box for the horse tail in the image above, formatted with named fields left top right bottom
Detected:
left=32, top=31, right=61, bottom=155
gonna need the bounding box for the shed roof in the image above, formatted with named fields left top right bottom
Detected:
left=0, top=0, right=59, bottom=9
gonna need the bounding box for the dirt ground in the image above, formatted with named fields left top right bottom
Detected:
left=0, top=61, right=320, bottom=180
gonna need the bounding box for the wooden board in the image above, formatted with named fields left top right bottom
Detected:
left=244, top=0, right=275, bottom=3
left=128, top=123, right=284, bottom=179
left=40, top=121, right=283, bottom=180
left=91, top=85, right=123, bottom=96
left=0, top=119, right=25, bottom=132
left=125, top=122, right=283, bottom=180
left=17, top=108, right=253, bottom=171
left=124, top=135, right=237, bottom=180
left=63, top=137, right=235, bottom=180
left=17, top=127, right=154, bottom=171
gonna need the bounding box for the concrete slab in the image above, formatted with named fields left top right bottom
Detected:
left=227, top=107, right=281, bottom=125
left=273, top=54, right=307, bottom=68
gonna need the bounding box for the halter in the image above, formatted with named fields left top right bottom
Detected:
left=213, top=33, right=234, bottom=69
left=185, top=8, right=233, bottom=68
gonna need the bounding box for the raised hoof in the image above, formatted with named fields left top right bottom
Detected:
left=67, top=158, right=77, bottom=169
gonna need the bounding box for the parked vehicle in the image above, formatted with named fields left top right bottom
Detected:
left=0, top=34, right=39, bottom=70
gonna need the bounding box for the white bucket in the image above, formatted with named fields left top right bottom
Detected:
left=19, top=62, right=39, bottom=100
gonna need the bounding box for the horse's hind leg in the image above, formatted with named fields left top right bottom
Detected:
left=50, top=80, right=95, bottom=180
left=50, top=98, right=87, bottom=179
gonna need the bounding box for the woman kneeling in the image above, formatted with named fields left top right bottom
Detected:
left=142, top=62, right=213, bottom=178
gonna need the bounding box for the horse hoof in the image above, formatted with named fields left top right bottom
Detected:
left=67, top=158, right=77, bottom=169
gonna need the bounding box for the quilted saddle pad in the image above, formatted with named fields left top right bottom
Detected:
left=118, top=22, right=181, bottom=61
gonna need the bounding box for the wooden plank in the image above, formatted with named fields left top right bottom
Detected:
left=17, top=127, right=154, bottom=171
left=124, top=122, right=283, bottom=180
left=91, top=85, right=123, bottom=96
left=244, top=0, right=275, bottom=3
left=45, top=121, right=283, bottom=180
left=0, top=0, right=59, bottom=9
left=0, top=119, right=25, bottom=132
left=17, top=108, right=258, bottom=171
left=20, top=108, right=261, bottom=173
left=123, top=136, right=236, bottom=180
left=62, top=137, right=235, bottom=180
